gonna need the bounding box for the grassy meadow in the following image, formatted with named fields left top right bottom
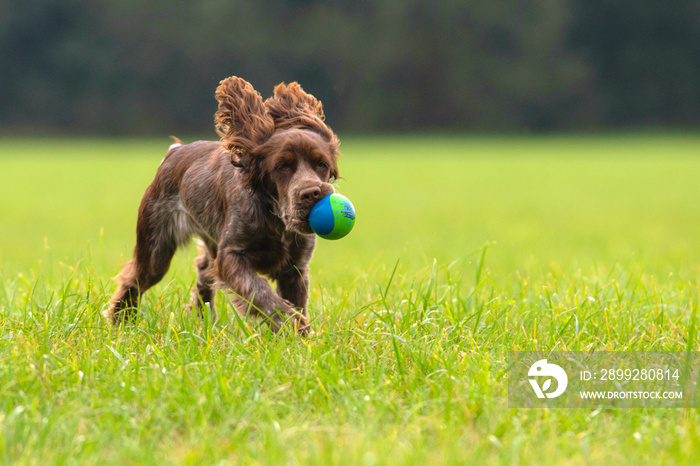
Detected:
left=1, top=134, right=700, bottom=464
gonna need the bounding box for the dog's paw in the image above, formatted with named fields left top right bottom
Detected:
left=294, top=312, right=311, bottom=336
left=269, top=300, right=310, bottom=335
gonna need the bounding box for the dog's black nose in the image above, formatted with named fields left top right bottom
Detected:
left=299, top=186, right=323, bottom=203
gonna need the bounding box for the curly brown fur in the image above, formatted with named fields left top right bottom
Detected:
left=108, top=76, right=341, bottom=335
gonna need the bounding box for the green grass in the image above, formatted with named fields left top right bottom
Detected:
left=1, top=134, right=700, bottom=464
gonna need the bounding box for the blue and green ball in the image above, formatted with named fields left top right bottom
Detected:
left=309, top=193, right=356, bottom=240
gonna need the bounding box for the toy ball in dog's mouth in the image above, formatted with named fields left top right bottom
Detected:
left=309, top=193, right=355, bottom=240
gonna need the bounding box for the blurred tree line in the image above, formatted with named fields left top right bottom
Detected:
left=1, top=0, right=699, bottom=134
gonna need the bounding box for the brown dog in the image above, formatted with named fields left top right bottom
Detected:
left=108, top=77, right=340, bottom=334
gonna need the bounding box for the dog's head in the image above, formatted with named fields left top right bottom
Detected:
left=214, top=77, right=340, bottom=234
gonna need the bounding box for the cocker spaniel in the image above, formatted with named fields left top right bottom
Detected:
left=108, top=76, right=340, bottom=334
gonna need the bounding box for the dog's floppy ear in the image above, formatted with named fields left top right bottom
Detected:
left=265, top=82, right=325, bottom=122
left=215, top=77, right=275, bottom=166
left=265, top=82, right=336, bottom=142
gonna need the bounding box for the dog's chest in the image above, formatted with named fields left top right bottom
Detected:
left=240, top=232, right=305, bottom=276
left=250, top=241, right=291, bottom=275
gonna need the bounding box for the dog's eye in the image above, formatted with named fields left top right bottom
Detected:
left=317, top=162, right=328, bottom=170
left=276, top=163, right=291, bottom=172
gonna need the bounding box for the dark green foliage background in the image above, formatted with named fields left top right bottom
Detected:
left=2, top=0, right=699, bottom=134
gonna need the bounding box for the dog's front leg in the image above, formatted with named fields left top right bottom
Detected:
left=217, top=252, right=309, bottom=334
left=273, top=266, right=310, bottom=323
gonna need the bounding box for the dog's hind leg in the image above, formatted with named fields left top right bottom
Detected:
left=188, top=240, right=218, bottom=320
left=108, top=193, right=190, bottom=325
